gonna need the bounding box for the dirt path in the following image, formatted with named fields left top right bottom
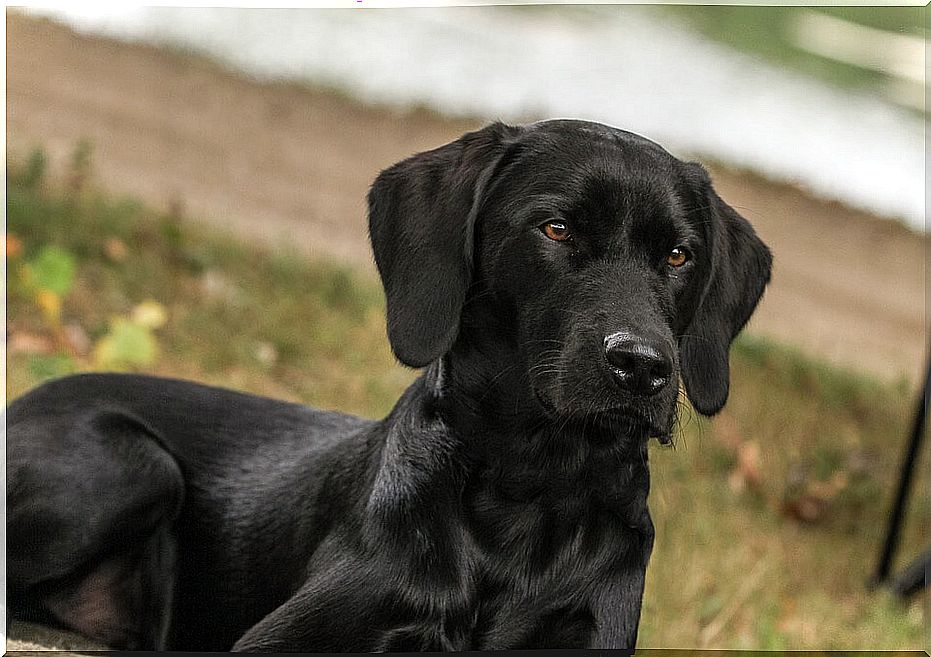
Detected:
left=7, top=12, right=926, bottom=384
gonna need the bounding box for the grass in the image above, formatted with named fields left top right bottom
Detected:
left=522, top=4, right=923, bottom=103
left=649, top=6, right=924, bottom=113
left=7, top=159, right=407, bottom=418
left=6, top=155, right=928, bottom=650
left=504, top=4, right=925, bottom=118
left=644, top=331, right=928, bottom=649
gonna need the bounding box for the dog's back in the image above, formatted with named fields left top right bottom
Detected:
left=8, top=373, right=376, bottom=649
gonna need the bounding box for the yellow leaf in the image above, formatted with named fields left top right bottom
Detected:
left=36, top=289, right=61, bottom=325
left=93, top=318, right=158, bottom=370
left=131, top=300, right=167, bottom=329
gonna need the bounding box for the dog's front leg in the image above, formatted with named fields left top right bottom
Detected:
left=587, top=568, right=647, bottom=649
left=588, top=517, right=654, bottom=649
left=231, top=558, right=390, bottom=653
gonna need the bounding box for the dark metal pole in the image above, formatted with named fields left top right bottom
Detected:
left=871, top=352, right=930, bottom=587
left=890, top=546, right=931, bottom=597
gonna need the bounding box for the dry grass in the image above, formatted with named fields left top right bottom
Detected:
left=7, top=163, right=927, bottom=650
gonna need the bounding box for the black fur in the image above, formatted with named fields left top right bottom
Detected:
left=7, top=119, right=771, bottom=651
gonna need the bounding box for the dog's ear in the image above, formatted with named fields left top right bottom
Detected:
left=679, top=174, right=772, bottom=416
left=368, top=122, right=521, bottom=367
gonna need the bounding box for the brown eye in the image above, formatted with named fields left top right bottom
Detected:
left=541, top=221, right=570, bottom=242
left=667, top=246, right=690, bottom=268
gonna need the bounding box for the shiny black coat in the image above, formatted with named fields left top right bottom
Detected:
left=8, top=120, right=771, bottom=651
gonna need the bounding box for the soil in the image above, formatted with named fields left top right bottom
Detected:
left=7, top=12, right=926, bottom=384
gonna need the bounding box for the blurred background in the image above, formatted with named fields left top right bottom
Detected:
left=6, top=4, right=927, bottom=651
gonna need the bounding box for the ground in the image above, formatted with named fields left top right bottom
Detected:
left=5, top=11, right=928, bottom=653
left=7, top=12, right=926, bottom=385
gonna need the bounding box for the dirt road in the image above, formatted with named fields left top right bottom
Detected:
left=7, top=12, right=926, bottom=383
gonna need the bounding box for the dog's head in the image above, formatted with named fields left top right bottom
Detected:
left=368, top=120, right=771, bottom=439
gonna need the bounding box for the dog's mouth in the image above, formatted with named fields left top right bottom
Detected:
left=532, top=386, right=672, bottom=442
left=592, top=407, right=674, bottom=443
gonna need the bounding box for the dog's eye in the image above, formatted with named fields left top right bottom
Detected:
left=666, top=247, right=690, bottom=268
left=540, top=221, right=571, bottom=242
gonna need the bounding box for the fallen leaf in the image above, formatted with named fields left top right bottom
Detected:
left=9, top=332, right=53, bottom=355
left=729, top=440, right=762, bottom=495
left=93, top=318, right=157, bottom=370
left=254, top=341, right=278, bottom=366
left=25, top=245, right=76, bottom=295
left=714, top=411, right=744, bottom=450
left=781, top=493, right=826, bottom=524
left=131, top=300, right=168, bottom=329
left=104, top=237, right=128, bottom=262
left=201, top=270, right=241, bottom=305
left=63, top=323, right=91, bottom=356
left=7, top=234, right=23, bottom=258
left=35, top=290, right=62, bottom=325
left=808, top=471, right=848, bottom=501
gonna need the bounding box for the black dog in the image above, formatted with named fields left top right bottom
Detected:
left=8, top=120, right=771, bottom=651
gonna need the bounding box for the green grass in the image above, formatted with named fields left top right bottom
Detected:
left=650, top=6, right=923, bottom=108
left=6, top=156, right=928, bottom=649
left=7, top=158, right=410, bottom=417
left=506, top=4, right=925, bottom=117
left=644, top=331, right=928, bottom=649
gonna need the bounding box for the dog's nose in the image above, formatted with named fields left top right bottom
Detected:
left=604, top=332, right=673, bottom=396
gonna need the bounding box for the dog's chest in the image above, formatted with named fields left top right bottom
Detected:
left=464, top=440, right=649, bottom=555
left=451, top=450, right=650, bottom=648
